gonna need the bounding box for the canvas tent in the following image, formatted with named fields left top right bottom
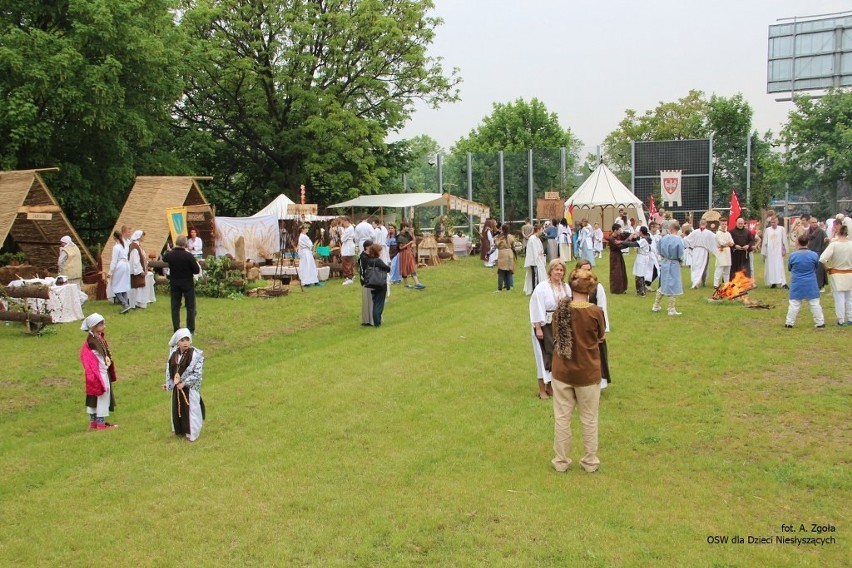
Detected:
left=214, top=215, right=280, bottom=262
left=253, top=194, right=334, bottom=221
left=0, top=168, right=96, bottom=269
left=101, top=176, right=214, bottom=270
left=565, top=164, right=647, bottom=229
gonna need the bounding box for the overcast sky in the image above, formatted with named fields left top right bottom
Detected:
left=393, top=0, right=851, bottom=157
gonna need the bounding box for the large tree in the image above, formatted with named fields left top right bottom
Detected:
left=0, top=0, right=186, bottom=243
left=448, top=97, right=581, bottom=221
left=174, top=0, right=460, bottom=215
left=781, top=89, right=852, bottom=215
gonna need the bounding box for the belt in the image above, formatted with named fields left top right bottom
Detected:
left=828, top=268, right=852, bottom=274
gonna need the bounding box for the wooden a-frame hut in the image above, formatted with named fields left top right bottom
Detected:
left=0, top=168, right=96, bottom=269
left=101, top=176, right=215, bottom=270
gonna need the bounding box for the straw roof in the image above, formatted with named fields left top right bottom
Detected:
left=101, top=176, right=213, bottom=269
left=0, top=168, right=96, bottom=269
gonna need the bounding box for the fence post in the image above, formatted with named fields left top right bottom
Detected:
left=499, top=150, right=505, bottom=224
left=527, top=149, right=533, bottom=223
left=708, top=136, right=714, bottom=210
left=467, top=152, right=473, bottom=235
left=437, top=154, right=444, bottom=216
left=746, top=134, right=752, bottom=206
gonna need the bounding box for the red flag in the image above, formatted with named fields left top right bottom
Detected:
left=649, top=195, right=657, bottom=217
left=565, top=202, right=574, bottom=225
left=729, top=190, right=741, bottom=227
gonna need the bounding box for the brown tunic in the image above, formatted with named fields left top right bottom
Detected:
left=608, top=232, right=629, bottom=293
left=551, top=302, right=606, bottom=387
left=129, top=242, right=148, bottom=289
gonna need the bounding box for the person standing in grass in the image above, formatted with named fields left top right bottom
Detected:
left=358, top=240, right=375, bottom=325
left=607, top=224, right=638, bottom=294
left=550, top=268, right=606, bottom=473
left=58, top=236, right=83, bottom=288
left=575, top=259, right=611, bottom=390
left=162, top=235, right=201, bottom=333
left=297, top=224, right=321, bottom=288
left=819, top=224, right=852, bottom=326
left=340, top=216, right=356, bottom=285
left=524, top=224, right=546, bottom=295
left=713, top=219, right=734, bottom=289
left=397, top=221, right=425, bottom=289
left=530, top=259, right=571, bottom=400
left=361, top=243, right=391, bottom=327
left=163, top=329, right=205, bottom=442
left=496, top=224, right=516, bottom=291
left=80, top=313, right=117, bottom=430
left=762, top=216, right=788, bottom=288
left=652, top=221, right=684, bottom=316
left=784, top=234, right=825, bottom=329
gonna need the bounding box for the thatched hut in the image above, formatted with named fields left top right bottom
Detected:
left=101, top=176, right=215, bottom=270
left=0, top=168, right=96, bottom=270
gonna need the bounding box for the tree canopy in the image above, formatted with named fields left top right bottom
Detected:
left=0, top=0, right=185, bottom=241
left=781, top=89, right=852, bottom=215
left=173, top=0, right=460, bottom=214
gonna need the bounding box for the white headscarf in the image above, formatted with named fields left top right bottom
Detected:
left=169, top=328, right=192, bottom=347
left=60, top=236, right=72, bottom=246
left=131, top=230, right=144, bottom=242
left=81, top=313, right=104, bottom=331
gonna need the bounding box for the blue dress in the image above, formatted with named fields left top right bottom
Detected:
left=788, top=249, right=819, bottom=300
left=658, top=234, right=684, bottom=296
left=387, top=236, right=402, bottom=283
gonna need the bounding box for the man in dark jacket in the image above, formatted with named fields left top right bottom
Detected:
left=163, top=235, right=201, bottom=333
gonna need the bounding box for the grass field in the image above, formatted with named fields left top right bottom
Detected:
left=0, top=252, right=848, bottom=567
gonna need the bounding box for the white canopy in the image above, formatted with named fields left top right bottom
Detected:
left=328, top=192, right=448, bottom=209
left=565, top=164, right=647, bottom=229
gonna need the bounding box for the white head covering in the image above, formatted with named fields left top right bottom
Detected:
left=60, top=236, right=72, bottom=246
left=131, top=230, right=144, bottom=242
left=169, top=328, right=192, bottom=347
left=81, top=313, right=105, bottom=331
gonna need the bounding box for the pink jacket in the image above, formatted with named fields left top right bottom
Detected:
left=80, top=343, right=108, bottom=396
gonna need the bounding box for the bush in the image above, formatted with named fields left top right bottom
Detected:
left=195, top=256, right=246, bottom=299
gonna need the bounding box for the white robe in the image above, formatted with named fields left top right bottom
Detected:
left=632, top=237, right=654, bottom=281
left=685, top=228, right=716, bottom=287
left=297, top=234, right=319, bottom=285
left=340, top=225, right=356, bottom=257
left=529, top=280, right=571, bottom=383
left=761, top=225, right=787, bottom=285
left=715, top=230, right=734, bottom=267
left=109, top=242, right=131, bottom=294
left=128, top=243, right=155, bottom=308
left=354, top=221, right=373, bottom=253
left=485, top=230, right=497, bottom=266
left=523, top=236, right=546, bottom=295
left=593, top=228, right=604, bottom=253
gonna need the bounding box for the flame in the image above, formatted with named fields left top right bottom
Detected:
left=713, top=271, right=755, bottom=300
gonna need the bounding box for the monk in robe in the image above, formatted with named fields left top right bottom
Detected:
left=607, top=224, right=637, bottom=294
left=729, top=217, right=755, bottom=279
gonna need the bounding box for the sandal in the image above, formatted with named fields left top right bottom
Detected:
left=537, top=393, right=550, bottom=400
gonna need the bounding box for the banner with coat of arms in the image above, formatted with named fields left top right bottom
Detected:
left=660, top=170, right=682, bottom=207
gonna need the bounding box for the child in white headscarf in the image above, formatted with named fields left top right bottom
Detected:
left=163, top=328, right=205, bottom=442
left=80, top=313, right=117, bottom=430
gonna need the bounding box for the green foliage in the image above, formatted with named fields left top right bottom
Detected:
left=0, top=0, right=187, bottom=245
left=194, top=255, right=245, bottom=298
left=174, top=0, right=460, bottom=215
left=0, top=252, right=28, bottom=266
left=781, top=89, right=852, bottom=213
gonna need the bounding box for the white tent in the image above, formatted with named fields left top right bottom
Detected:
left=565, top=164, right=647, bottom=229
left=253, top=194, right=295, bottom=218
left=253, top=194, right=335, bottom=221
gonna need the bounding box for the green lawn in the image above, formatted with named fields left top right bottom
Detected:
left=0, top=252, right=848, bottom=567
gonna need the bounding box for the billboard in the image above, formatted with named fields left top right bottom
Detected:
left=767, top=14, right=852, bottom=94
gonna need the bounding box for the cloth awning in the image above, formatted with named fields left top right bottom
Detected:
left=327, top=193, right=448, bottom=209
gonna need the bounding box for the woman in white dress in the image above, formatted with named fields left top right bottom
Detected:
left=297, top=224, right=321, bottom=287
left=107, top=230, right=131, bottom=313
left=632, top=226, right=655, bottom=296
left=529, top=259, right=572, bottom=400
left=128, top=230, right=154, bottom=309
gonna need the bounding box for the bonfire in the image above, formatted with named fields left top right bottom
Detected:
left=710, top=271, right=773, bottom=309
